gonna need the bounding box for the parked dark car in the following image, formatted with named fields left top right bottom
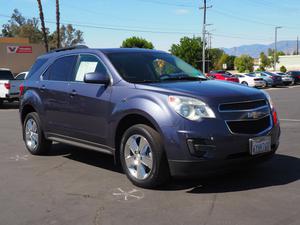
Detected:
left=206, top=70, right=239, bottom=83
left=19, top=47, right=281, bottom=188
left=276, top=72, right=294, bottom=85
left=286, top=71, right=300, bottom=84
left=252, top=71, right=283, bottom=87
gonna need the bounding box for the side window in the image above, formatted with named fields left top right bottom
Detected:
left=46, top=55, right=77, bottom=81
left=73, top=55, right=109, bottom=82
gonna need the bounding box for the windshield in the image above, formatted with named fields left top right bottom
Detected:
left=0, top=70, right=14, bottom=80
left=107, top=52, right=206, bottom=83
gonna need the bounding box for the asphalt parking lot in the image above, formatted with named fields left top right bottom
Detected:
left=0, top=86, right=299, bottom=225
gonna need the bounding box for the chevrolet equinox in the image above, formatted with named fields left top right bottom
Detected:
left=20, top=46, right=281, bottom=188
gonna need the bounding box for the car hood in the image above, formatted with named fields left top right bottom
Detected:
left=135, top=80, right=266, bottom=106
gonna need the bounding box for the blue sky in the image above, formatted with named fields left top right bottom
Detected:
left=0, top=0, right=300, bottom=51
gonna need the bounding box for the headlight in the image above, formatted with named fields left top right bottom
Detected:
left=168, top=96, right=215, bottom=121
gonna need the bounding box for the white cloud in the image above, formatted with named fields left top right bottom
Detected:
left=174, top=9, right=189, bottom=15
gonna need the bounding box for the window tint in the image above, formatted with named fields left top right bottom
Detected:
left=73, top=54, right=108, bottom=82
left=27, top=58, right=48, bottom=79
left=0, top=70, right=14, bottom=80
left=48, top=55, right=77, bottom=81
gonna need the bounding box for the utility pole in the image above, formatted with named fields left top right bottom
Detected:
left=274, top=26, right=282, bottom=71
left=200, top=0, right=212, bottom=73
left=297, top=36, right=299, bottom=55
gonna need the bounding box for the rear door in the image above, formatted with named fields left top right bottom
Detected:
left=68, top=54, right=113, bottom=145
left=41, top=55, right=78, bottom=136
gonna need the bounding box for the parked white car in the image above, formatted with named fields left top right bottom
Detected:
left=235, top=73, right=266, bottom=88
left=15, top=71, right=29, bottom=81
left=0, top=68, right=22, bottom=105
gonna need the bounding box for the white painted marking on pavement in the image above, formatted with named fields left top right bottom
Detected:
left=9, top=154, right=29, bottom=161
left=112, top=188, right=144, bottom=201
left=280, top=119, right=300, bottom=122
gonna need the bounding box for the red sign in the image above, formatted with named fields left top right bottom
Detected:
left=7, top=46, right=32, bottom=54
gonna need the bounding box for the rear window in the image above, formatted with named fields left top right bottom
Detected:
left=27, top=58, right=48, bottom=79
left=0, top=70, right=14, bottom=80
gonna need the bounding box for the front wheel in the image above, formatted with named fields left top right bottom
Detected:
left=241, top=81, right=248, bottom=86
left=120, top=124, right=170, bottom=188
left=23, top=112, right=52, bottom=155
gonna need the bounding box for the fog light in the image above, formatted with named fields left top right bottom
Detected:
left=187, top=139, right=216, bottom=157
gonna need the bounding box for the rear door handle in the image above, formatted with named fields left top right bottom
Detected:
left=70, top=90, right=77, bottom=97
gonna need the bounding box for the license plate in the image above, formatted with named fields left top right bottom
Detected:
left=249, top=136, right=271, bottom=155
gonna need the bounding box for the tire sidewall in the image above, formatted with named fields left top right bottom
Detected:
left=23, top=112, right=42, bottom=155
left=120, top=125, right=162, bottom=187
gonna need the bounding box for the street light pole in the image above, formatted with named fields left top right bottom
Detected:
left=202, top=0, right=207, bottom=74
left=274, top=26, right=282, bottom=71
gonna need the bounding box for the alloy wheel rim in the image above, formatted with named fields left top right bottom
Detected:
left=25, top=118, right=38, bottom=151
left=124, top=134, right=153, bottom=180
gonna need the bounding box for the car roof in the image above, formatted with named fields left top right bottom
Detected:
left=38, top=48, right=166, bottom=60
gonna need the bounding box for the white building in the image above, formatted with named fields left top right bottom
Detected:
left=277, top=55, right=300, bottom=71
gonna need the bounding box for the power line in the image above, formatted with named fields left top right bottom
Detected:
left=133, top=0, right=194, bottom=7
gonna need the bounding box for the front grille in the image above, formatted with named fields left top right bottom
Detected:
left=226, top=115, right=271, bottom=134
left=219, top=99, right=267, bottom=111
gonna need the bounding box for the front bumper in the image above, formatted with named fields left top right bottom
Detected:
left=162, top=118, right=281, bottom=177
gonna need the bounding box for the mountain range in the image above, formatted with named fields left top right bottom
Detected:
left=222, top=40, right=299, bottom=58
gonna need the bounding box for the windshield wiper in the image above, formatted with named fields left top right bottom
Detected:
left=134, top=80, right=160, bottom=83
left=161, top=76, right=207, bottom=81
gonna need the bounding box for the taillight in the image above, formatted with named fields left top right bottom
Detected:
left=19, top=84, right=24, bottom=96
left=272, top=110, right=278, bottom=125
left=4, top=83, right=11, bottom=90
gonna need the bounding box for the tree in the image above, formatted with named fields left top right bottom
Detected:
left=207, top=48, right=224, bottom=70
left=170, top=36, right=203, bottom=69
left=49, top=24, right=84, bottom=49
left=234, top=54, right=254, bottom=73
left=259, top=52, right=271, bottom=69
left=121, top=36, right=154, bottom=49
left=280, top=65, right=287, bottom=73
left=36, top=0, right=49, bottom=52
left=226, top=55, right=236, bottom=70
left=1, top=9, right=43, bottom=43
left=56, top=0, right=60, bottom=48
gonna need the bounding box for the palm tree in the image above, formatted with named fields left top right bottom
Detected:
left=56, top=0, right=60, bottom=48
left=36, top=0, right=48, bottom=52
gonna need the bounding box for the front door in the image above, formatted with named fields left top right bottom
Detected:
left=68, top=54, right=113, bottom=145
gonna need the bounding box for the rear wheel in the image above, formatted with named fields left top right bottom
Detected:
left=0, top=99, right=3, bottom=106
left=120, top=124, right=170, bottom=188
left=23, top=112, right=52, bottom=155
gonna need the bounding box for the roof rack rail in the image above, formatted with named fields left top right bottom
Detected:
left=50, top=45, right=89, bottom=53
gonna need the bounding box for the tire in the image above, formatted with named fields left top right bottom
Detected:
left=120, top=124, right=170, bottom=188
left=241, top=81, right=248, bottom=86
left=23, top=112, right=52, bottom=155
left=0, top=99, right=3, bottom=106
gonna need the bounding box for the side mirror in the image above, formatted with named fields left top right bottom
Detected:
left=84, top=72, right=110, bottom=85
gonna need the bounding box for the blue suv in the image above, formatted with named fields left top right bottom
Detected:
left=20, top=46, right=280, bottom=188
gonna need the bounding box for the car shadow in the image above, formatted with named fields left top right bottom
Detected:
left=46, top=144, right=299, bottom=192
left=0, top=102, right=19, bottom=109
left=162, top=154, right=300, bottom=193
left=49, top=143, right=122, bottom=173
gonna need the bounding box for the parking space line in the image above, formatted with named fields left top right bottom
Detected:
left=280, top=119, right=300, bottom=122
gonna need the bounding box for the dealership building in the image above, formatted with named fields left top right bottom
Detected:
left=0, top=37, right=45, bottom=75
